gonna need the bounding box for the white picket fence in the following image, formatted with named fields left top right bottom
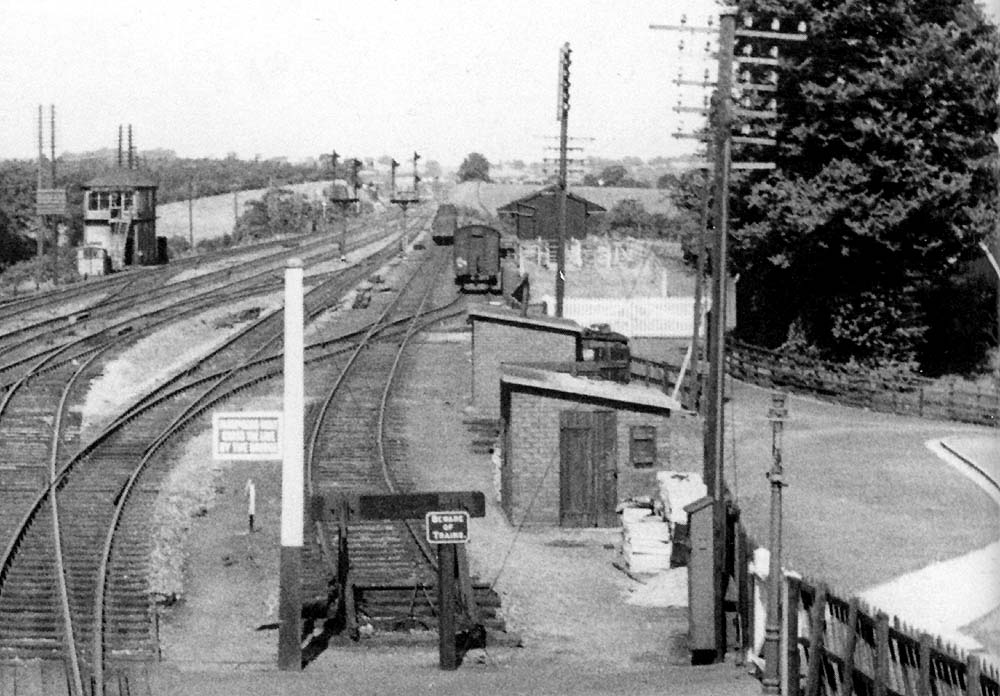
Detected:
left=541, top=296, right=707, bottom=338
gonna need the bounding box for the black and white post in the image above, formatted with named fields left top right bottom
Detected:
left=279, top=258, right=304, bottom=671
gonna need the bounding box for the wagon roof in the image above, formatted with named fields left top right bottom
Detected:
left=501, top=364, right=681, bottom=412
left=467, top=305, right=583, bottom=335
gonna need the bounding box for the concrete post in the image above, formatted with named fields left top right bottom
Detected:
left=279, top=258, right=304, bottom=671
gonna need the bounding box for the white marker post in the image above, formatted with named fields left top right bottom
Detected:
left=279, top=258, right=304, bottom=671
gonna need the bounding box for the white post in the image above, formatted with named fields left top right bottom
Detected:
left=279, top=257, right=304, bottom=670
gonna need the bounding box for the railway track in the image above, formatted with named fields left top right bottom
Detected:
left=303, top=245, right=502, bottom=638
left=0, top=206, right=444, bottom=694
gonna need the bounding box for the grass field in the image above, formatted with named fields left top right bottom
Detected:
left=157, top=180, right=334, bottom=244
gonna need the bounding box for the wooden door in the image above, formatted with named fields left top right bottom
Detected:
left=559, top=410, right=617, bottom=527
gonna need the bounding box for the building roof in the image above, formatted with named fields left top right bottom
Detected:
left=85, top=169, right=157, bottom=188
left=496, top=185, right=606, bottom=215
left=468, top=304, right=583, bottom=335
left=501, top=364, right=682, bottom=412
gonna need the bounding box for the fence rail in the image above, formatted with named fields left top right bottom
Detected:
left=731, top=506, right=1000, bottom=696
left=726, top=339, right=999, bottom=427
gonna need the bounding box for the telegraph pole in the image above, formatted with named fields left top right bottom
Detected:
left=652, top=6, right=807, bottom=663
left=555, top=42, right=571, bottom=318
left=37, top=105, right=44, bottom=258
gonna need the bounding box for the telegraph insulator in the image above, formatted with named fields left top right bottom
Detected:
left=413, top=151, right=421, bottom=162
left=797, top=21, right=807, bottom=33
left=741, top=70, right=752, bottom=82
left=391, top=159, right=399, bottom=170
left=741, top=124, right=751, bottom=135
left=767, top=128, right=777, bottom=138
left=741, top=96, right=752, bottom=107
left=742, top=44, right=754, bottom=55
left=769, top=45, right=779, bottom=58
left=414, top=174, right=421, bottom=184
left=557, top=42, right=572, bottom=119
left=678, top=38, right=685, bottom=51
left=744, top=15, right=753, bottom=27
left=707, top=14, right=714, bottom=27
left=767, top=70, right=779, bottom=83
left=704, top=41, right=712, bottom=53
left=680, top=13, right=687, bottom=25
left=767, top=98, right=777, bottom=110
left=771, top=18, right=781, bottom=31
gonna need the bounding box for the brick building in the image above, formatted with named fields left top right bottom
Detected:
left=468, top=305, right=583, bottom=416
left=499, top=364, right=680, bottom=528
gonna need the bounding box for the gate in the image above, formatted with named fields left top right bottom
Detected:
left=558, top=410, right=618, bottom=527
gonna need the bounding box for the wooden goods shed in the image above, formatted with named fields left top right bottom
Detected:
left=499, top=364, right=681, bottom=528
left=496, top=186, right=605, bottom=240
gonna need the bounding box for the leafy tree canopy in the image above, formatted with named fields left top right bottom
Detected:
left=728, top=0, right=999, bottom=370
left=457, top=152, right=491, bottom=183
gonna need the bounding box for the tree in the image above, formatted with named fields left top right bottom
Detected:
left=423, top=160, right=443, bottom=179
left=457, top=153, right=491, bottom=183
left=728, top=0, right=999, bottom=368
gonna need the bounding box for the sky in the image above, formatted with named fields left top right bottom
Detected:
left=0, top=0, right=725, bottom=168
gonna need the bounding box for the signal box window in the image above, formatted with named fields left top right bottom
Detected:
left=630, top=425, right=657, bottom=469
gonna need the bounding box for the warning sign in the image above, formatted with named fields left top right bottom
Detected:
left=425, top=510, right=470, bottom=544
left=35, top=188, right=67, bottom=216
left=212, top=411, right=282, bottom=460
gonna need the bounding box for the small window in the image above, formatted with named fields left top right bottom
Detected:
left=630, top=425, right=657, bottom=469
left=88, top=192, right=99, bottom=211
left=98, top=192, right=110, bottom=210
left=123, top=192, right=134, bottom=209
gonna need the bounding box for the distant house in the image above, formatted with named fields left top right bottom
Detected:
left=496, top=186, right=605, bottom=240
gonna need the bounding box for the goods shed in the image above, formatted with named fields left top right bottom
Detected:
left=498, top=364, right=681, bottom=529
left=496, top=186, right=605, bottom=240
left=467, top=305, right=584, bottom=416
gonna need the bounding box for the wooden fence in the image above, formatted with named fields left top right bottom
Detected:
left=726, top=340, right=999, bottom=427
left=729, top=505, right=1000, bottom=696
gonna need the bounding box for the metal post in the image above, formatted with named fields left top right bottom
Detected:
left=279, top=258, right=305, bottom=671
left=762, top=391, right=788, bottom=694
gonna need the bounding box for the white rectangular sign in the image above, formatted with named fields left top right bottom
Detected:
left=212, top=411, right=283, bottom=460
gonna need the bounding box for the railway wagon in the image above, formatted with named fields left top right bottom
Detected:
left=431, top=203, right=458, bottom=245
left=454, top=224, right=502, bottom=293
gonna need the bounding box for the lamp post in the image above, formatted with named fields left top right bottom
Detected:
left=762, top=391, right=788, bottom=694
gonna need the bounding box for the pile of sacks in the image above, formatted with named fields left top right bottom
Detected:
left=619, top=471, right=707, bottom=575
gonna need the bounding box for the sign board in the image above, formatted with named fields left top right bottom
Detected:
left=425, top=510, right=470, bottom=544
left=212, top=411, right=282, bottom=460
left=36, top=188, right=67, bottom=216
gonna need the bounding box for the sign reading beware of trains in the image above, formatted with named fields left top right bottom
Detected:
left=425, top=510, right=470, bottom=544
left=212, top=411, right=283, bottom=460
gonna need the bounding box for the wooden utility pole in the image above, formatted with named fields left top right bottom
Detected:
left=188, top=180, right=195, bottom=249
left=555, top=42, right=571, bottom=318
left=652, top=6, right=807, bottom=664
left=37, top=105, right=44, bottom=258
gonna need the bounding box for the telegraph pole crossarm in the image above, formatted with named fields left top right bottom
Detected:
left=652, top=4, right=808, bottom=665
